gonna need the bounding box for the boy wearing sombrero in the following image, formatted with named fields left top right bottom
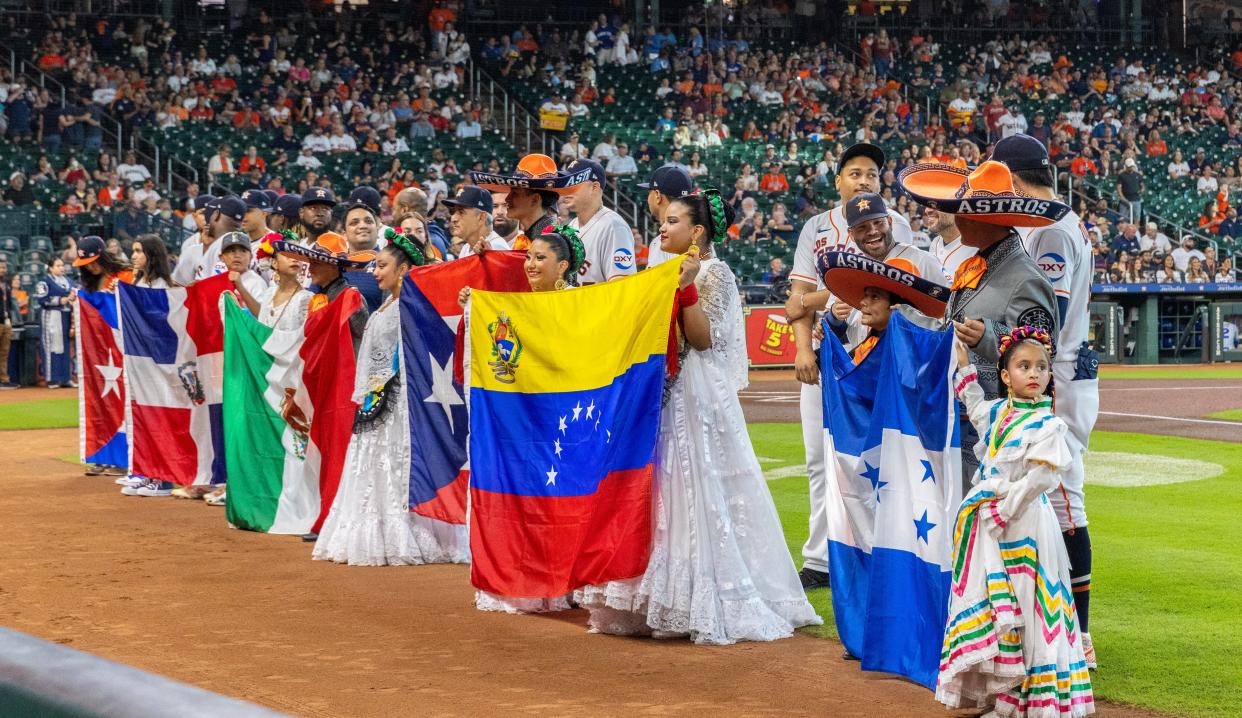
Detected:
left=469, top=153, right=591, bottom=252
left=897, top=159, right=1061, bottom=490
left=271, top=232, right=369, bottom=355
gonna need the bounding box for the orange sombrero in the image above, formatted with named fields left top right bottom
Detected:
left=273, top=231, right=372, bottom=269
left=469, top=153, right=592, bottom=195
left=819, top=252, right=949, bottom=318
left=898, top=160, right=1069, bottom=227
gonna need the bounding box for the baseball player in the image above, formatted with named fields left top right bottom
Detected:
left=563, top=158, right=636, bottom=283
left=638, top=165, right=696, bottom=268
left=785, top=143, right=914, bottom=589
left=992, top=134, right=1099, bottom=666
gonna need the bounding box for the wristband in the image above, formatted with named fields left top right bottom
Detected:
left=680, top=284, right=699, bottom=307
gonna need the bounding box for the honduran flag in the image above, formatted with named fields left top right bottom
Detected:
left=821, top=312, right=963, bottom=690
left=400, top=251, right=528, bottom=525
left=119, top=273, right=233, bottom=486
left=222, top=291, right=360, bottom=534
left=466, top=258, right=682, bottom=599
left=77, top=290, right=127, bottom=468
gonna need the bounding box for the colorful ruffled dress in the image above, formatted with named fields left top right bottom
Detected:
left=937, top=364, right=1095, bottom=717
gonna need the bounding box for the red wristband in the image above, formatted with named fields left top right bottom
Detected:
left=680, top=284, right=699, bottom=307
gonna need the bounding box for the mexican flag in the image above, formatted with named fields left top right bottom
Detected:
left=222, top=291, right=360, bottom=534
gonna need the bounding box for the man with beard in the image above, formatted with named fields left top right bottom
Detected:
left=490, top=191, right=521, bottom=246
left=297, top=187, right=336, bottom=244
left=925, top=205, right=977, bottom=279
left=444, top=186, right=507, bottom=257
left=782, top=143, right=923, bottom=591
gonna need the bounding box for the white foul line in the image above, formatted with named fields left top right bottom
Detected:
left=1102, top=386, right=1242, bottom=392
left=1099, top=411, right=1242, bottom=427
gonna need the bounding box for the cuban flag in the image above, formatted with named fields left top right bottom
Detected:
left=119, top=274, right=233, bottom=486
left=400, top=251, right=528, bottom=524
left=821, top=312, right=963, bottom=690
left=77, top=290, right=127, bottom=468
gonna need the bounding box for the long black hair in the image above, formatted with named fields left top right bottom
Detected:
left=133, top=234, right=175, bottom=287
left=78, top=243, right=132, bottom=292
left=670, top=188, right=736, bottom=247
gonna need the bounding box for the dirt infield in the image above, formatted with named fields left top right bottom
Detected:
left=0, top=424, right=1165, bottom=717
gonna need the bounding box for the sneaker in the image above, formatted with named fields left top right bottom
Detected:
left=799, top=567, right=831, bottom=590
left=46, top=383, right=61, bottom=389
left=842, top=649, right=860, bottom=661
left=301, top=532, right=319, bottom=542
left=204, top=488, right=227, bottom=506
left=117, top=476, right=145, bottom=488
left=98, top=465, right=127, bottom=477
left=120, top=483, right=143, bottom=496
left=65, top=381, right=78, bottom=389
left=85, top=464, right=103, bottom=476
left=136, top=481, right=173, bottom=497
left=0, top=384, right=16, bottom=391
left=1082, top=632, right=1097, bottom=670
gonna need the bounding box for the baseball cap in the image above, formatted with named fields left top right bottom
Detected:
left=241, top=189, right=273, bottom=212
left=218, top=231, right=252, bottom=253
left=637, top=165, right=694, bottom=197
left=346, top=186, right=382, bottom=215
left=441, top=185, right=494, bottom=213
left=73, top=235, right=106, bottom=267
left=261, top=189, right=280, bottom=208
left=844, top=192, right=889, bottom=229
left=214, top=196, right=246, bottom=223
left=565, top=158, right=607, bottom=189
left=836, top=142, right=886, bottom=174
left=192, top=194, right=215, bottom=212
left=990, top=134, right=1051, bottom=171
left=301, top=186, right=337, bottom=207
left=274, top=194, right=302, bottom=221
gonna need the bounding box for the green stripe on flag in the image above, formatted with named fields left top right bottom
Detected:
left=223, top=298, right=286, bottom=532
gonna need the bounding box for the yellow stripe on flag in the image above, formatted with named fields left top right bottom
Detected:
left=469, top=258, right=683, bottom=394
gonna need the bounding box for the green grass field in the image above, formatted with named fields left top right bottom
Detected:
left=1100, top=365, right=1242, bottom=380
left=0, top=397, right=78, bottom=430
left=1207, top=408, right=1242, bottom=422
left=755, top=423, right=1242, bottom=718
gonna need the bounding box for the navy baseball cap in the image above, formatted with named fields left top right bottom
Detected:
left=218, top=231, right=252, bottom=253
left=261, top=189, right=280, bottom=208
left=214, top=195, right=246, bottom=223
left=836, top=142, right=886, bottom=173
left=441, top=185, right=494, bottom=213
left=844, top=192, right=888, bottom=229
left=301, top=186, right=337, bottom=207
left=637, top=165, right=694, bottom=197
left=565, top=158, right=607, bottom=189
left=990, top=134, right=1050, bottom=172
left=192, top=194, right=215, bottom=212
left=346, top=186, right=382, bottom=215
left=73, top=235, right=105, bottom=267
left=241, top=189, right=273, bottom=212
left=274, top=193, right=302, bottom=221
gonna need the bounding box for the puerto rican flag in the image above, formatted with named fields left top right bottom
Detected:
left=119, top=274, right=233, bottom=486
left=77, top=290, right=128, bottom=468
left=401, top=251, right=528, bottom=524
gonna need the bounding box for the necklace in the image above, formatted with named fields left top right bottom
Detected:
left=379, top=293, right=399, bottom=312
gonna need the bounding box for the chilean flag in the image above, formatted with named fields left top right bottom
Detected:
left=77, top=290, right=128, bottom=468
left=119, top=274, right=233, bottom=486
left=401, top=251, right=528, bottom=524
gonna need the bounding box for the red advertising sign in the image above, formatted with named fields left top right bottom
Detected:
left=744, top=305, right=798, bottom=367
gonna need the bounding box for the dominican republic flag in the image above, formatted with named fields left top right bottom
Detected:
left=466, top=258, right=681, bottom=599
left=820, top=312, right=963, bottom=690
left=401, top=251, right=528, bottom=524
left=222, top=290, right=360, bottom=534
left=77, top=290, right=127, bottom=468
left=119, top=274, right=233, bottom=486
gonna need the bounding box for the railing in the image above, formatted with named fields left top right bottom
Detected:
left=469, top=61, right=649, bottom=233
left=1061, top=170, right=1221, bottom=256
left=837, top=18, right=1157, bottom=47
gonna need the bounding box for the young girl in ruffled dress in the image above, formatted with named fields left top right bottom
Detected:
left=939, top=326, right=1095, bottom=717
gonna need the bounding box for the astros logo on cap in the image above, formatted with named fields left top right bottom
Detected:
left=854, top=197, right=871, bottom=212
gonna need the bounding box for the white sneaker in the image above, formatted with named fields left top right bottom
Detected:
left=136, top=481, right=172, bottom=497
left=117, top=476, right=145, bottom=487
left=121, top=483, right=143, bottom=496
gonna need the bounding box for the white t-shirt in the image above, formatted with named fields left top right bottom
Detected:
left=302, top=134, right=331, bottom=153
left=569, top=206, right=636, bottom=284
left=329, top=133, right=357, bottom=152
left=117, top=162, right=151, bottom=184
left=1019, top=209, right=1093, bottom=362
left=457, top=232, right=512, bottom=257
left=929, top=233, right=978, bottom=280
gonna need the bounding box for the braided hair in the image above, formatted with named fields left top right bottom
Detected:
left=382, top=227, right=429, bottom=268
left=671, top=188, right=736, bottom=248
left=536, top=223, right=585, bottom=286
left=997, top=325, right=1056, bottom=398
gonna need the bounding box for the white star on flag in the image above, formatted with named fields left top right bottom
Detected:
left=545, top=467, right=558, bottom=486
left=423, top=352, right=464, bottom=432
left=585, top=399, right=595, bottom=419
left=95, top=349, right=122, bottom=399
left=572, top=402, right=583, bottom=421
left=554, top=438, right=563, bottom=458
left=558, top=415, right=568, bottom=434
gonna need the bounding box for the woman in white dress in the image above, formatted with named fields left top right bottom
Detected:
left=577, top=191, right=821, bottom=644
left=313, top=233, right=470, bottom=566
left=233, top=239, right=311, bottom=331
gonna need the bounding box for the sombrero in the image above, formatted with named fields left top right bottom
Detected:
left=273, top=231, right=371, bottom=269
left=469, top=153, right=593, bottom=195
left=819, top=251, right=950, bottom=318
left=897, top=160, right=1069, bottom=227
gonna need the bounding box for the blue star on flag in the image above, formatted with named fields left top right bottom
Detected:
left=861, top=461, right=887, bottom=492
left=920, top=459, right=936, bottom=483
left=913, top=510, right=936, bottom=544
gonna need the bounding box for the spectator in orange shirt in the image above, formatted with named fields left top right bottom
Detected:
left=238, top=146, right=267, bottom=174
left=97, top=174, right=125, bottom=208
left=759, top=163, right=789, bottom=193
left=232, top=105, right=262, bottom=129
left=1071, top=148, right=1099, bottom=177
left=428, top=0, right=456, bottom=32
left=1145, top=130, right=1168, bottom=157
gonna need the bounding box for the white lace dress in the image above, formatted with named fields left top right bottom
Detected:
left=312, top=298, right=471, bottom=566
left=576, top=258, right=822, bottom=644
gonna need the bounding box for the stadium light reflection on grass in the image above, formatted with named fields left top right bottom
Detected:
left=752, top=424, right=1242, bottom=718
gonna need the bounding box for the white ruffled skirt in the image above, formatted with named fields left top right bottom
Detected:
left=575, top=349, right=821, bottom=644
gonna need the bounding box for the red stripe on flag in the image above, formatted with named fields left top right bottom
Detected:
left=183, top=273, right=233, bottom=354
left=469, top=465, right=653, bottom=599
left=131, top=404, right=198, bottom=485
left=412, top=469, right=469, bottom=525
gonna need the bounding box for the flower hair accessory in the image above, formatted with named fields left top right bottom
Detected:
left=998, top=325, right=1054, bottom=358
left=543, top=223, right=586, bottom=274
left=383, top=227, right=428, bottom=267
left=257, top=230, right=297, bottom=261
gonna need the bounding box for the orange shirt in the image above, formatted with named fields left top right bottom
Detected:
left=428, top=7, right=456, bottom=31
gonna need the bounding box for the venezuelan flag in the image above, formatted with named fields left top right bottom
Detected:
left=467, top=258, right=682, bottom=599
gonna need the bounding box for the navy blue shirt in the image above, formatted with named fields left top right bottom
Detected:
left=344, top=269, right=383, bottom=314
